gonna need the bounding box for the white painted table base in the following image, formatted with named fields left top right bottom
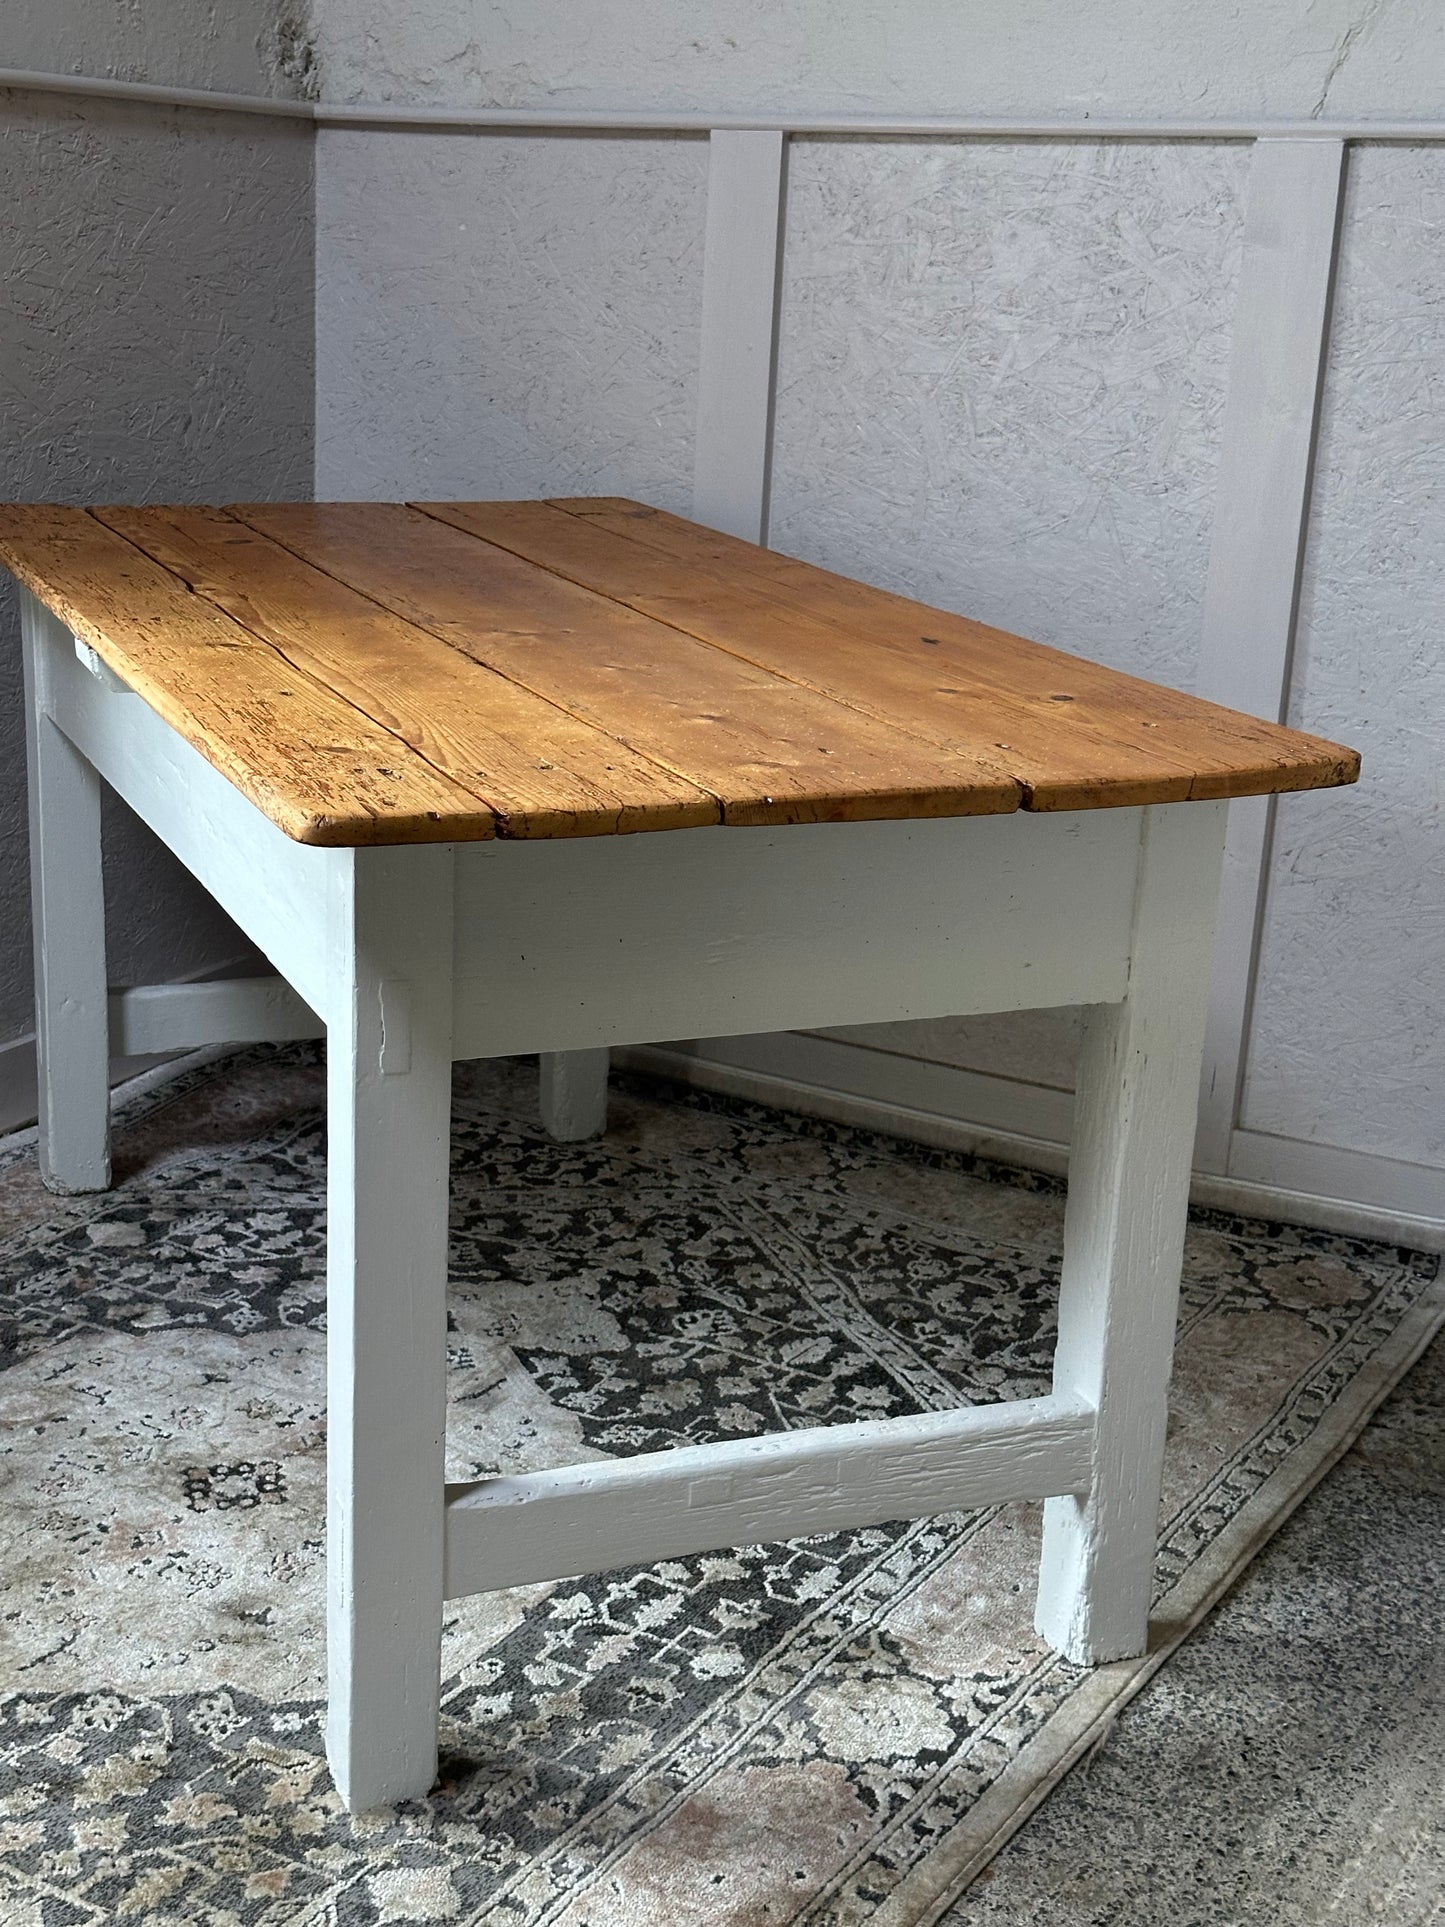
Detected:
left=22, top=587, right=1227, bottom=1811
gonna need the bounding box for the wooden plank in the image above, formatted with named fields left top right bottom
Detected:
left=422, top=502, right=1159, bottom=809
left=234, top=500, right=1023, bottom=826
left=1194, top=139, right=1348, bottom=1172
left=507, top=496, right=1360, bottom=809
left=443, top=1393, right=1093, bottom=1598
left=20, top=588, right=112, bottom=1194
left=0, top=506, right=490, bottom=846
left=694, top=129, right=788, bottom=543
left=1036, top=800, right=1228, bottom=1663
left=95, top=505, right=716, bottom=840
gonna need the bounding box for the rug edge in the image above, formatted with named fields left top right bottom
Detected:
left=871, top=1272, right=1445, bottom=1927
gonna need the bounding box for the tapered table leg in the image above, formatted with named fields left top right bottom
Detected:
left=539, top=1047, right=610, bottom=1141
left=20, top=588, right=111, bottom=1194
left=325, top=845, right=455, bottom=1810
left=1035, top=800, right=1227, bottom=1663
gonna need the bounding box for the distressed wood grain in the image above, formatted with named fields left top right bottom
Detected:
left=0, top=506, right=489, bottom=846
left=97, top=504, right=715, bottom=839
left=236, top=499, right=1023, bottom=827
left=2, top=498, right=1358, bottom=849
left=519, top=497, right=1362, bottom=807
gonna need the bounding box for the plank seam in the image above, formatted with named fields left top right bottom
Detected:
left=1, top=516, right=481, bottom=845
left=217, top=506, right=730, bottom=831
left=393, top=502, right=1024, bottom=818
left=429, top=499, right=1355, bottom=808
left=537, top=501, right=1355, bottom=797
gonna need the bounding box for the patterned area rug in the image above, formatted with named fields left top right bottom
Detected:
left=1, top=1046, right=1439, bottom=1927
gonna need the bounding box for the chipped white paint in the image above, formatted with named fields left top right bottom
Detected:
left=22, top=596, right=1234, bottom=1805
left=1036, top=799, right=1227, bottom=1662
left=443, top=1394, right=1094, bottom=1597
left=73, top=635, right=130, bottom=693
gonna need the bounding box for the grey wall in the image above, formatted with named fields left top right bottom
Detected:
left=7, top=3, right=1438, bottom=1207
left=313, top=0, right=1442, bottom=122
left=308, top=1, right=1443, bottom=1207
left=0, top=19, right=315, bottom=1060
left=316, top=130, right=706, bottom=503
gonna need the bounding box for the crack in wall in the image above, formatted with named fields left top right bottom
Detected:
left=1310, top=0, right=1387, bottom=118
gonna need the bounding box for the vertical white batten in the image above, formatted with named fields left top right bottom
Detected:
left=1194, top=138, right=1347, bottom=1173
left=692, top=127, right=788, bottom=543
left=538, top=130, right=790, bottom=1143
left=20, top=591, right=112, bottom=1193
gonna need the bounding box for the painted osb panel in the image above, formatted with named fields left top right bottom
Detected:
left=772, top=139, right=1245, bottom=1095
left=0, top=94, right=315, bottom=1041
left=1241, top=146, right=1445, bottom=1172
left=315, top=132, right=706, bottom=506
left=772, top=138, right=1246, bottom=690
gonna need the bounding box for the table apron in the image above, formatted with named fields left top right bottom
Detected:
left=44, top=622, right=350, bottom=1023
left=450, top=811, right=1138, bottom=1054
left=43, top=608, right=1142, bottom=1051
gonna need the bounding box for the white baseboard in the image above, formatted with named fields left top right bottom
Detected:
left=617, top=1034, right=1445, bottom=1253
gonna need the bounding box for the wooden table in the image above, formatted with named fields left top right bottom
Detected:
left=2, top=499, right=1358, bottom=1813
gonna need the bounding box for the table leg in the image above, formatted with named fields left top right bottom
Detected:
left=20, top=588, right=111, bottom=1194
left=539, top=1047, right=610, bottom=1140
left=1034, top=800, right=1227, bottom=1664
left=326, top=845, right=455, bottom=1811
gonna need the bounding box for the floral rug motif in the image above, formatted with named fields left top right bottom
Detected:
left=0, top=1046, right=1439, bottom=1927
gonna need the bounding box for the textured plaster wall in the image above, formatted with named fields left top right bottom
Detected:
left=0, top=88, right=314, bottom=1045
left=1241, top=145, right=1445, bottom=1170
left=315, top=131, right=705, bottom=502
left=313, top=0, right=1444, bottom=123
left=7, top=0, right=318, bottom=100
